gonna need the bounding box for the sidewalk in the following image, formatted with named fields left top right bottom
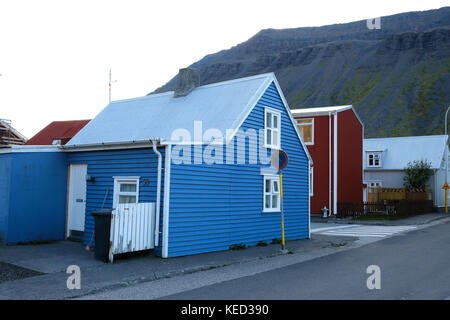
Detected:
left=0, top=234, right=356, bottom=300
left=311, top=212, right=450, bottom=226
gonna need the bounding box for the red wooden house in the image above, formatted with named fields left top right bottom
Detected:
left=25, top=120, right=90, bottom=146
left=291, top=106, right=364, bottom=215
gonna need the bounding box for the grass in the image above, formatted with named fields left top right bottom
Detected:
left=257, top=241, right=269, bottom=247
left=229, top=243, right=247, bottom=251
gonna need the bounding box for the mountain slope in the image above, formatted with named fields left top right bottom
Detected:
left=152, top=7, right=450, bottom=138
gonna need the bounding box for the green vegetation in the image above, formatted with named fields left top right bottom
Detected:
left=271, top=238, right=282, bottom=244
left=229, top=243, right=247, bottom=251
left=257, top=241, right=269, bottom=247
left=403, top=160, right=434, bottom=189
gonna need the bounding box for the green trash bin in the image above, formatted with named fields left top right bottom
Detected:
left=91, top=209, right=113, bottom=262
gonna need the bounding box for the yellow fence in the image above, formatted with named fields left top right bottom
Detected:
left=368, top=188, right=431, bottom=202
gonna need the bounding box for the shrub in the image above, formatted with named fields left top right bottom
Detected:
left=271, top=238, right=282, bottom=244
left=403, top=159, right=433, bottom=189
left=257, top=241, right=268, bottom=247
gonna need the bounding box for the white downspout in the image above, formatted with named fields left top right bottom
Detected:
left=152, top=140, right=162, bottom=247
left=329, top=112, right=332, bottom=216
left=333, top=111, right=338, bottom=215
left=162, top=144, right=172, bottom=258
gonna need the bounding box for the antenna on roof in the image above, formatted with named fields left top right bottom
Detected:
left=108, top=69, right=117, bottom=103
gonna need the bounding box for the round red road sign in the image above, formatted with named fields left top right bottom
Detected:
left=271, top=150, right=288, bottom=170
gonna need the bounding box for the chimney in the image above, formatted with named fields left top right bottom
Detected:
left=174, top=68, right=200, bottom=98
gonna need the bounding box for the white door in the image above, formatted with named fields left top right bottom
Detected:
left=67, top=164, right=87, bottom=237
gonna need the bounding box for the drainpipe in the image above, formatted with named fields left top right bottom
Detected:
left=333, top=111, right=338, bottom=215
left=329, top=112, right=332, bottom=216
left=152, top=140, right=162, bottom=246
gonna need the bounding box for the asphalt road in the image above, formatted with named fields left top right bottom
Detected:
left=163, top=220, right=450, bottom=300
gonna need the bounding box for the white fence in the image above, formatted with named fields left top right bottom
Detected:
left=109, top=202, right=156, bottom=262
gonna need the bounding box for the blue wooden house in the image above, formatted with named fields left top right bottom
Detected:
left=63, top=70, right=312, bottom=258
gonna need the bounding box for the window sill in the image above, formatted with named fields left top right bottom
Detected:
left=262, top=209, right=281, bottom=214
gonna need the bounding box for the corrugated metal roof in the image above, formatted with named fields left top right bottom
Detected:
left=363, top=135, right=448, bottom=170
left=25, top=120, right=90, bottom=145
left=66, top=73, right=275, bottom=147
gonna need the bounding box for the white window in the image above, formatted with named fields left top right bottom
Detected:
left=297, top=118, right=314, bottom=145
left=113, top=177, right=140, bottom=208
left=368, top=181, right=382, bottom=188
left=263, top=175, right=281, bottom=212
left=52, top=139, right=62, bottom=145
left=309, top=167, right=314, bottom=196
left=367, top=152, right=382, bottom=168
left=264, top=107, right=281, bottom=149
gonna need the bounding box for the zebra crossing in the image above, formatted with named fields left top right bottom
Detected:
left=311, top=224, right=417, bottom=238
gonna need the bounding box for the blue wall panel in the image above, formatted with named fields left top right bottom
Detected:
left=0, top=154, right=12, bottom=244
left=5, top=152, right=67, bottom=244
left=167, top=82, right=310, bottom=257
left=67, top=147, right=165, bottom=254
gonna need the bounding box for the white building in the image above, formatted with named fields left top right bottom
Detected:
left=363, top=135, right=449, bottom=209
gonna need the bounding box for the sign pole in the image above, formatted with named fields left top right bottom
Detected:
left=272, top=150, right=288, bottom=253
left=443, top=182, right=449, bottom=214
left=279, top=170, right=286, bottom=252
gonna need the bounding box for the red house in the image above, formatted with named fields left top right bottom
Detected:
left=291, top=106, right=364, bottom=215
left=25, top=120, right=90, bottom=146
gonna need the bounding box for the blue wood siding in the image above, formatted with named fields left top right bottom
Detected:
left=67, top=147, right=165, bottom=253
left=167, top=82, right=309, bottom=257
left=0, top=152, right=67, bottom=244
left=0, top=154, right=12, bottom=244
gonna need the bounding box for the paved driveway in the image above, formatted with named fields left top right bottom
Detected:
left=0, top=241, right=104, bottom=273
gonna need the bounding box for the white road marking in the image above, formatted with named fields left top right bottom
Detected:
left=311, top=225, right=417, bottom=238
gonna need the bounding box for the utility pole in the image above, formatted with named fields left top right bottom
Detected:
left=108, top=69, right=117, bottom=103
left=444, top=106, right=450, bottom=213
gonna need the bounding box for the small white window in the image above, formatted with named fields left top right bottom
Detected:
left=263, top=175, right=281, bottom=212
left=52, top=139, right=62, bottom=145
left=264, top=108, right=281, bottom=149
left=368, top=181, right=382, bottom=188
left=367, top=152, right=382, bottom=168
left=297, top=118, right=314, bottom=145
left=309, top=167, right=314, bottom=196
left=113, top=177, right=140, bottom=208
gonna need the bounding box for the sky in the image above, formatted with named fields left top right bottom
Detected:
left=0, top=0, right=449, bottom=138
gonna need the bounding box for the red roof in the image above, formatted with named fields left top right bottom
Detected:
left=25, top=120, right=90, bottom=145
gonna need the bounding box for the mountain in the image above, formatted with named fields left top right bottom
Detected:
left=152, top=7, right=450, bottom=138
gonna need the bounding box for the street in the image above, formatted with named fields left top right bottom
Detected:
left=82, top=219, right=450, bottom=300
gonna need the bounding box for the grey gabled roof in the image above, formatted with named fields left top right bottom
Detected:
left=364, top=135, right=448, bottom=170
left=65, top=73, right=312, bottom=163
left=67, top=73, right=275, bottom=147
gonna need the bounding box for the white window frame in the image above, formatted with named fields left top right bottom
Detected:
left=263, top=174, right=281, bottom=213
left=264, top=107, right=281, bottom=150
left=367, top=152, right=382, bottom=168
left=113, top=176, right=140, bottom=208
left=368, top=181, right=382, bottom=188
left=309, top=167, right=314, bottom=196
left=297, top=118, right=314, bottom=145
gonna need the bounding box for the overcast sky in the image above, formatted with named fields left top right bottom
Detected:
left=0, top=0, right=449, bottom=138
